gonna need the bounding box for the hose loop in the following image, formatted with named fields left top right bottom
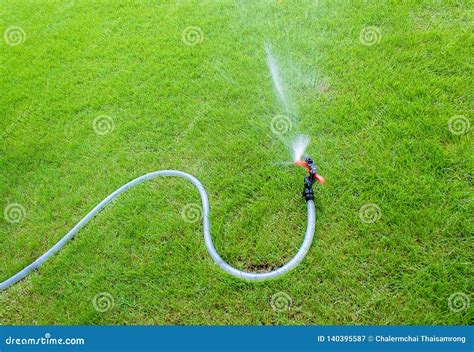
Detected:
left=0, top=170, right=316, bottom=291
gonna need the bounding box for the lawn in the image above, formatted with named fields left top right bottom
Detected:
left=0, top=0, right=472, bottom=325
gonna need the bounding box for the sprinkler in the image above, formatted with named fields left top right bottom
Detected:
left=295, top=157, right=326, bottom=188
left=0, top=161, right=323, bottom=290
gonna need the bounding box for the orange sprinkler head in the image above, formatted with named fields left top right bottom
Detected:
left=295, top=158, right=325, bottom=185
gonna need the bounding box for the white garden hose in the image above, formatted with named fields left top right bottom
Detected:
left=0, top=169, right=317, bottom=291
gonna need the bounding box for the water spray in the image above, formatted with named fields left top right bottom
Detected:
left=0, top=160, right=323, bottom=291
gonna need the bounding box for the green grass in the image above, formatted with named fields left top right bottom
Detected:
left=0, top=0, right=472, bottom=325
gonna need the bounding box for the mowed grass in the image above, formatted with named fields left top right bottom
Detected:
left=0, top=0, right=472, bottom=325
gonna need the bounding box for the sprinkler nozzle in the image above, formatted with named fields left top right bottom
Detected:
left=296, top=157, right=324, bottom=202
left=295, top=157, right=325, bottom=185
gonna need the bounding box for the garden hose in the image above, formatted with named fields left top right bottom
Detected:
left=0, top=159, right=322, bottom=291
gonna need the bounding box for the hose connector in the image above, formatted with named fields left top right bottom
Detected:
left=303, top=175, right=315, bottom=201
